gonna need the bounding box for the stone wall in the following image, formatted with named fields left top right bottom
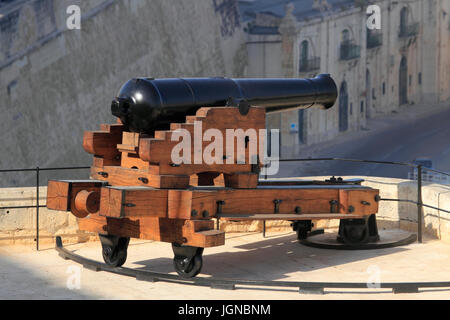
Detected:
left=0, top=0, right=246, bottom=187
left=0, top=186, right=92, bottom=245
left=1, top=176, right=449, bottom=246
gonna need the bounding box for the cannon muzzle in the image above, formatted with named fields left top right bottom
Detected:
left=111, top=74, right=337, bottom=133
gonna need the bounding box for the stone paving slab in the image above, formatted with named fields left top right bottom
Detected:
left=0, top=231, right=450, bottom=299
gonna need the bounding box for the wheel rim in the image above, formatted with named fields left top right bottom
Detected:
left=174, top=254, right=203, bottom=278
left=100, top=236, right=129, bottom=267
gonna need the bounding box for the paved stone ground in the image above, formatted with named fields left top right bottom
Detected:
left=1, top=231, right=450, bottom=300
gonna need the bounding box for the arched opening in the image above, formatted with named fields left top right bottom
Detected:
left=366, top=69, right=371, bottom=118
left=342, top=29, right=350, bottom=42
left=399, top=57, right=408, bottom=105
left=400, top=7, right=409, bottom=35
left=300, top=40, right=309, bottom=72
left=298, top=109, right=304, bottom=144
left=339, top=81, right=348, bottom=132
left=340, top=29, right=360, bottom=60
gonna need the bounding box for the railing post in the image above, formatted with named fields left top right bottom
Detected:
left=36, top=166, right=39, bottom=251
left=417, top=165, right=423, bottom=243
left=262, top=220, right=266, bottom=238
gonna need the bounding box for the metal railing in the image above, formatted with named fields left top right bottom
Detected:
left=0, top=166, right=90, bottom=250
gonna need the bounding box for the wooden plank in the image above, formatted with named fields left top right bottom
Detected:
left=182, top=220, right=225, bottom=247
left=46, top=180, right=70, bottom=211
left=78, top=215, right=224, bottom=247
left=98, top=186, right=168, bottom=218
left=117, top=132, right=145, bottom=154
left=213, top=188, right=379, bottom=216
left=120, top=152, right=153, bottom=170
left=82, top=124, right=124, bottom=158
left=224, top=172, right=258, bottom=188
left=217, top=213, right=362, bottom=220
left=214, top=188, right=340, bottom=215
left=346, top=189, right=379, bottom=215
left=78, top=214, right=108, bottom=234
left=168, top=190, right=216, bottom=219
left=93, top=156, right=120, bottom=168
left=90, top=166, right=190, bottom=189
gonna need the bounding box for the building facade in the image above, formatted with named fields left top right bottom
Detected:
left=240, top=0, right=450, bottom=157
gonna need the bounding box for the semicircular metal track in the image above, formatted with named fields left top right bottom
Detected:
left=55, top=236, right=450, bottom=295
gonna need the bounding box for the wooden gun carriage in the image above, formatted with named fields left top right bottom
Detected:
left=47, top=75, right=380, bottom=278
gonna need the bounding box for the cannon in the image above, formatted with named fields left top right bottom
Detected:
left=47, top=74, right=380, bottom=278
left=111, top=74, right=337, bottom=133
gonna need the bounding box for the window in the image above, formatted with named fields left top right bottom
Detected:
left=340, top=29, right=360, bottom=60
left=382, top=82, right=386, bottom=95
left=400, top=7, right=409, bottom=35
left=418, top=72, right=422, bottom=85
left=299, top=40, right=320, bottom=72
left=300, top=40, right=309, bottom=71
left=399, top=7, right=419, bottom=37
left=342, top=29, right=350, bottom=42
left=360, top=101, right=364, bottom=113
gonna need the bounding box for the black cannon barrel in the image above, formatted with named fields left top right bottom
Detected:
left=111, top=74, right=337, bottom=133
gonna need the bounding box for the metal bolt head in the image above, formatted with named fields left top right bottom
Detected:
left=138, top=177, right=148, bottom=184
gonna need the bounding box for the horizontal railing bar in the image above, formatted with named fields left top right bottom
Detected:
left=381, top=198, right=450, bottom=214
left=0, top=205, right=46, bottom=209
left=424, top=167, right=450, bottom=177
left=278, top=157, right=417, bottom=167
left=0, top=166, right=90, bottom=173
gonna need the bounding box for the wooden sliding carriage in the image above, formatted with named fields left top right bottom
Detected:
left=47, top=75, right=380, bottom=278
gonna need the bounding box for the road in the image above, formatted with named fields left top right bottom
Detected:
left=276, top=103, right=450, bottom=180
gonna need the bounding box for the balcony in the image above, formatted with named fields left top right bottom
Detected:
left=340, top=41, right=361, bottom=61
left=299, top=57, right=320, bottom=72
left=399, top=22, right=419, bottom=38
left=367, top=32, right=382, bottom=49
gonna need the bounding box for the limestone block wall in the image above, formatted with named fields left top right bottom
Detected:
left=0, top=0, right=246, bottom=187
left=0, top=186, right=92, bottom=245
